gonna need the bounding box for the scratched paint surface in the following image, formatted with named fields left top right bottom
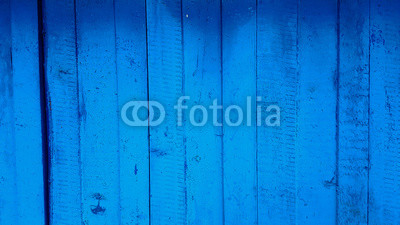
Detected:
left=0, top=0, right=400, bottom=224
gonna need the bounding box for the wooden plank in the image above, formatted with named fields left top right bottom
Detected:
left=182, top=0, right=223, bottom=224
left=0, top=0, right=17, bottom=222
left=114, top=0, right=149, bottom=224
left=256, top=0, right=298, bottom=223
left=337, top=0, right=369, bottom=224
left=43, top=0, right=82, bottom=224
left=222, top=0, right=257, bottom=224
left=76, top=0, right=120, bottom=223
left=11, top=0, right=46, bottom=223
left=296, top=0, right=337, bottom=223
left=146, top=0, right=186, bottom=224
left=0, top=0, right=45, bottom=223
left=369, top=0, right=400, bottom=224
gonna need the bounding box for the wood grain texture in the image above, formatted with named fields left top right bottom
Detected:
left=146, top=0, right=186, bottom=224
left=0, top=0, right=45, bottom=224
left=0, top=0, right=18, bottom=222
left=369, top=0, right=400, bottom=224
left=114, top=0, right=149, bottom=224
left=4, top=0, right=400, bottom=224
left=182, top=0, right=223, bottom=224
left=43, top=0, right=81, bottom=224
left=45, top=0, right=150, bottom=224
left=256, top=0, right=298, bottom=224
left=337, top=0, right=370, bottom=224
left=222, top=0, right=257, bottom=224
left=297, top=0, right=338, bottom=223
left=76, top=0, right=120, bottom=224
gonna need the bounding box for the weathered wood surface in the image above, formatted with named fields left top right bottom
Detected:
left=0, top=0, right=45, bottom=224
left=0, top=0, right=399, bottom=224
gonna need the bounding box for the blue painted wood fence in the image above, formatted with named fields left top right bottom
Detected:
left=1, top=0, right=400, bottom=224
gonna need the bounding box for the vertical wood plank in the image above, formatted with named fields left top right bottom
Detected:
left=76, top=0, right=120, bottom=223
left=146, top=0, right=186, bottom=224
left=43, top=0, right=82, bottom=223
left=12, top=0, right=45, bottom=223
left=337, top=0, right=369, bottom=224
left=256, top=0, right=298, bottom=224
left=11, top=0, right=46, bottom=221
left=182, top=0, right=223, bottom=224
left=0, top=0, right=45, bottom=223
left=114, top=0, right=150, bottom=224
left=222, top=0, right=257, bottom=224
left=296, top=0, right=337, bottom=223
left=369, top=0, right=400, bottom=224
left=0, top=0, right=17, bottom=223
